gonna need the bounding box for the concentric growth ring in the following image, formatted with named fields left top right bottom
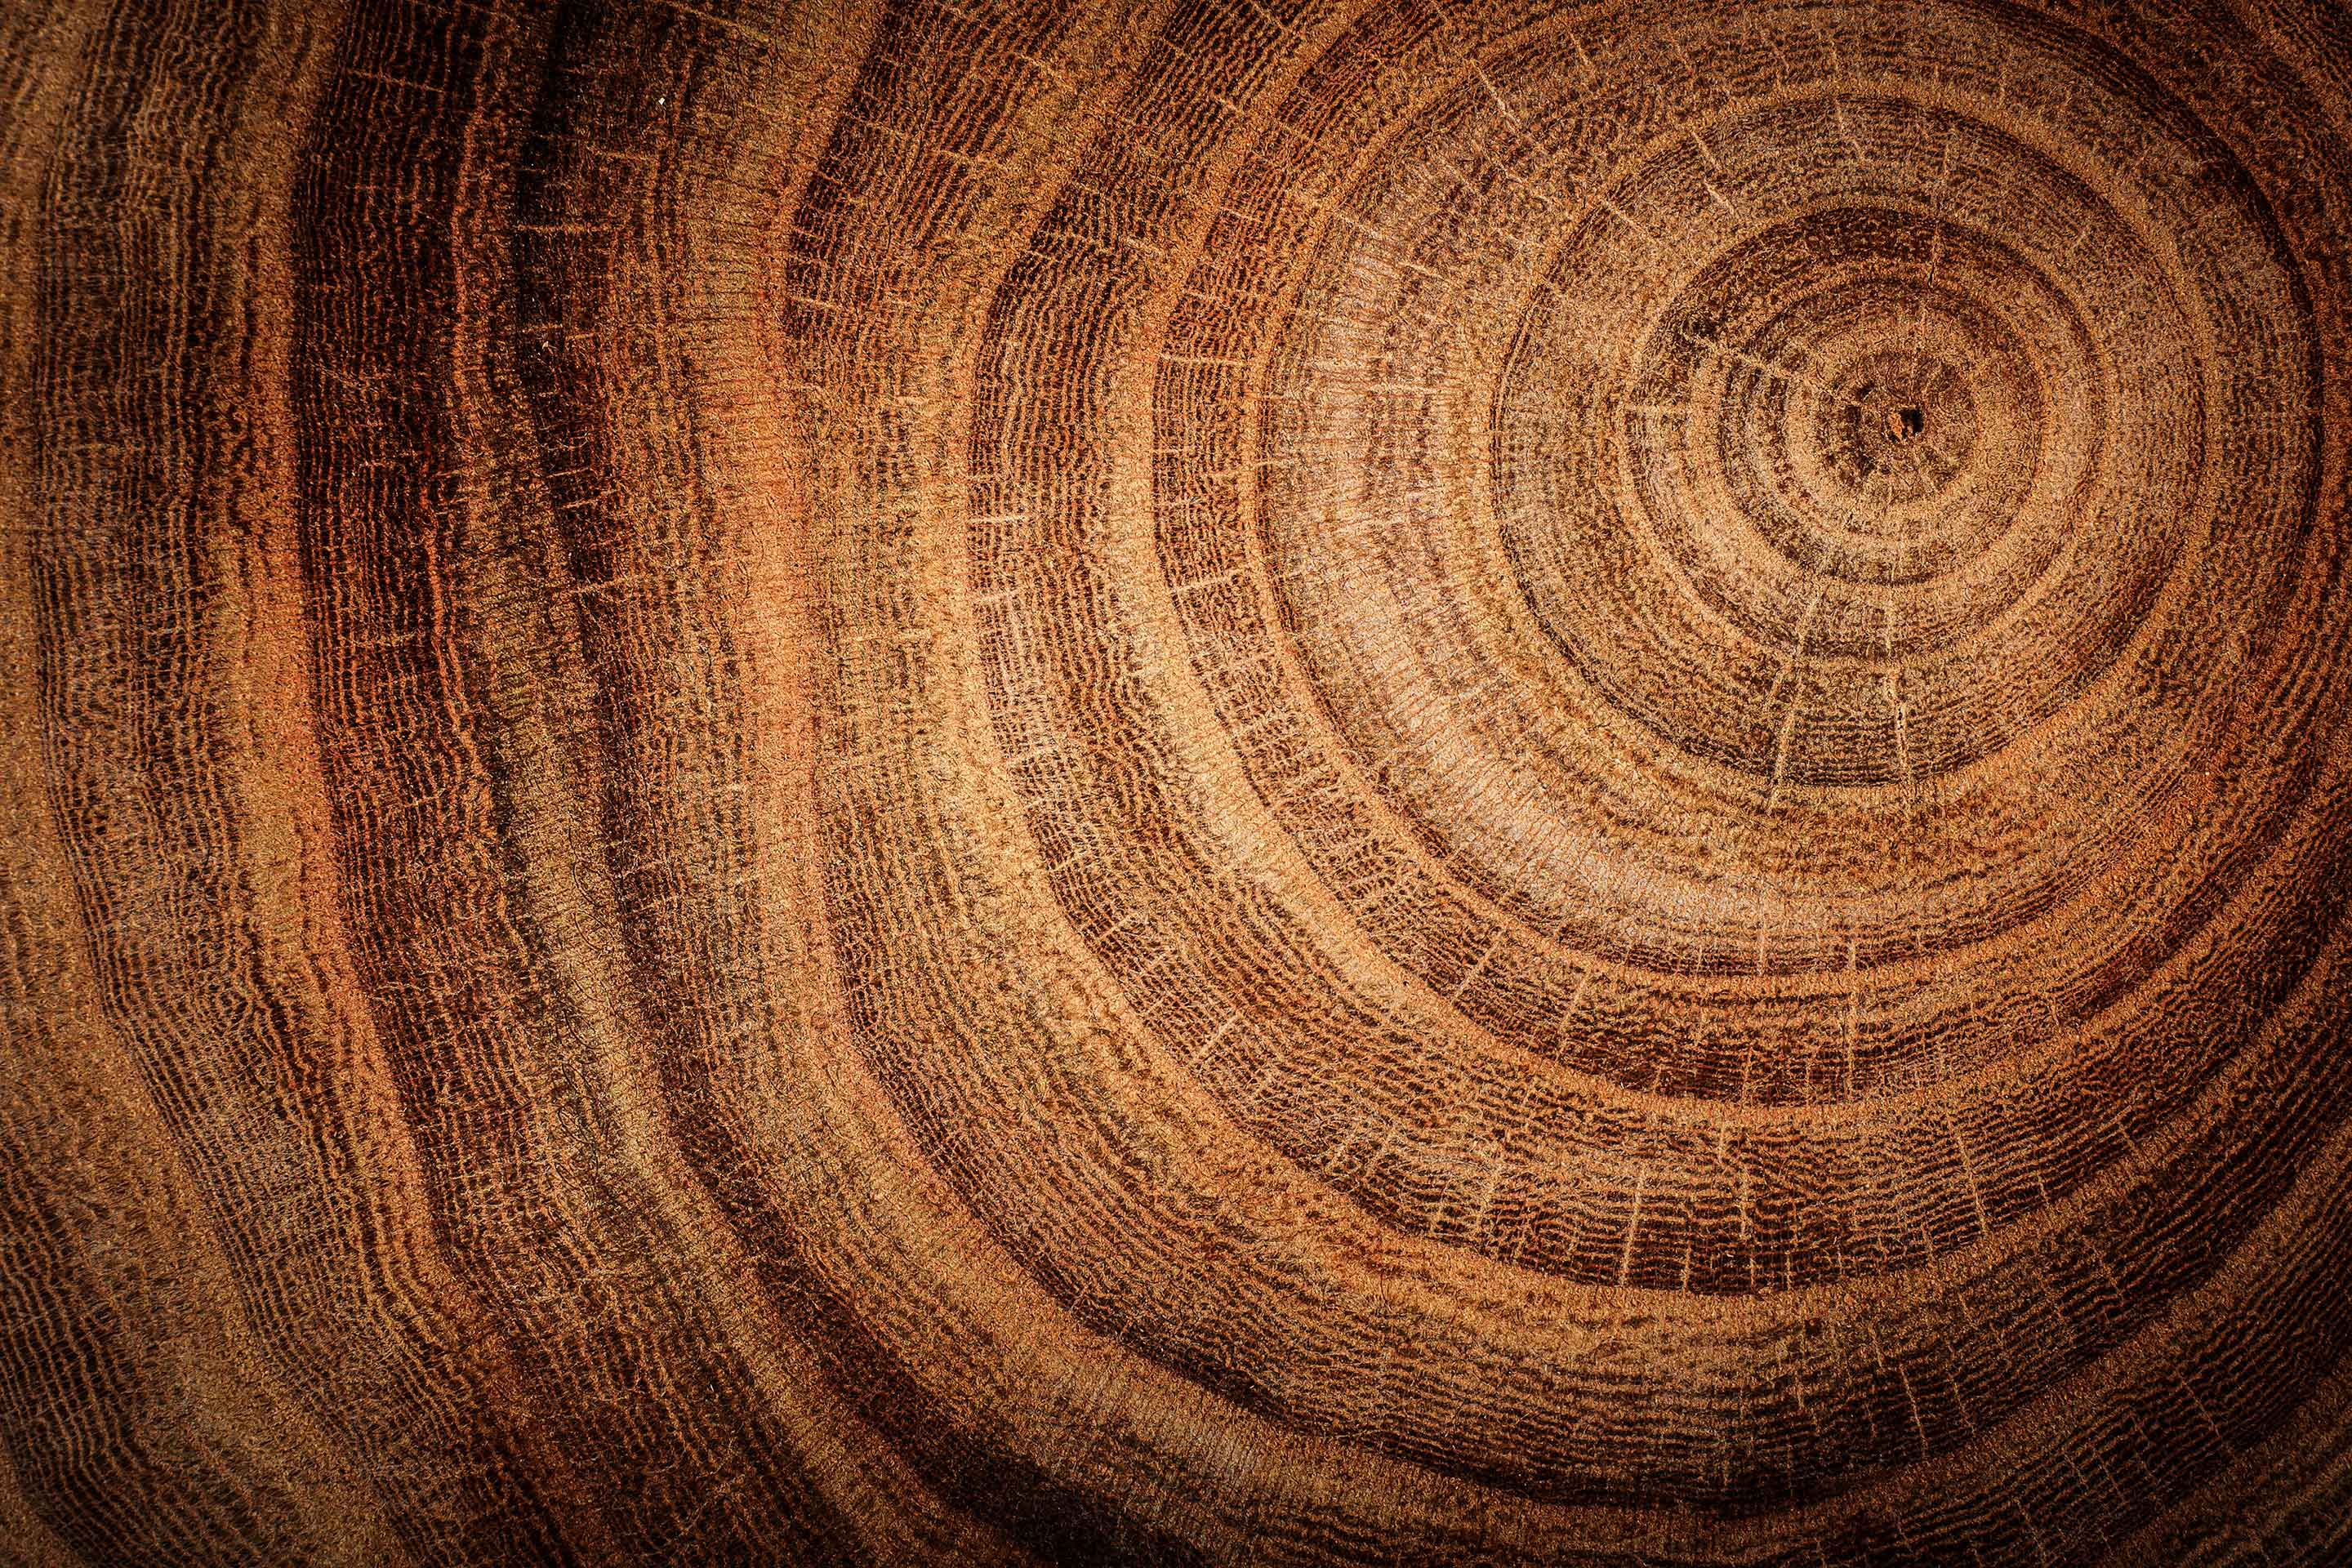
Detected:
left=2, top=0, right=2348, bottom=1564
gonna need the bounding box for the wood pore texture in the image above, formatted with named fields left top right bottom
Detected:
left=2, top=0, right=2350, bottom=1564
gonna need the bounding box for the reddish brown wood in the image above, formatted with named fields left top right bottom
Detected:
left=1, top=0, right=2348, bottom=1562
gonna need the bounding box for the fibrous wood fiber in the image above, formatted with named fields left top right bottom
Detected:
left=2, top=0, right=2350, bottom=1563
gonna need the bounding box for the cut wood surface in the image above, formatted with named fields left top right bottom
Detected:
left=2, top=0, right=2349, bottom=1562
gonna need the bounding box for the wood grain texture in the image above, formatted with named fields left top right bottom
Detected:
left=2, top=0, right=2349, bottom=1562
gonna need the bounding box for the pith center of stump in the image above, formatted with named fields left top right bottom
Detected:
left=1886, top=403, right=1926, bottom=443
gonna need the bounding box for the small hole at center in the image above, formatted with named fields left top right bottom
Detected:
left=1887, top=404, right=1925, bottom=443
